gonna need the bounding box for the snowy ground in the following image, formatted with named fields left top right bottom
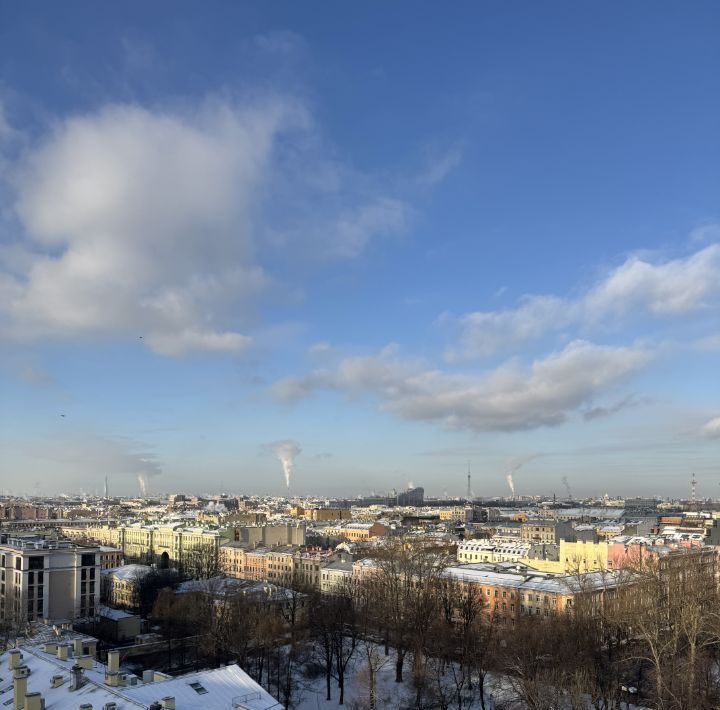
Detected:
left=290, top=648, right=648, bottom=710
left=292, top=649, right=495, bottom=710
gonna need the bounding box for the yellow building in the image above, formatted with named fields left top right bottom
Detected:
left=101, top=564, right=153, bottom=610
left=62, top=523, right=219, bottom=567
left=521, top=539, right=609, bottom=574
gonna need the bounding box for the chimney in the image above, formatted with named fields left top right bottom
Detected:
left=23, top=693, right=42, bottom=710
left=73, top=639, right=84, bottom=656
left=70, top=663, right=84, bottom=691
left=161, top=698, right=176, bottom=709
left=43, top=642, right=57, bottom=654
left=8, top=649, right=22, bottom=670
left=107, top=650, right=119, bottom=673
left=57, top=644, right=68, bottom=661
left=13, top=666, right=29, bottom=710
left=50, top=675, right=64, bottom=688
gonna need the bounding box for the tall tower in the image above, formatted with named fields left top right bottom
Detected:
left=466, top=461, right=472, bottom=502
left=691, top=473, right=697, bottom=507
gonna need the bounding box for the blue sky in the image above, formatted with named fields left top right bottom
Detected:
left=1, top=2, right=718, bottom=498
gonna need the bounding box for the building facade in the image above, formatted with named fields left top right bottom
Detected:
left=0, top=535, right=100, bottom=623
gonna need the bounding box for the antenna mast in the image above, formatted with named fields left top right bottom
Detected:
left=466, top=461, right=472, bottom=502
left=691, top=473, right=697, bottom=509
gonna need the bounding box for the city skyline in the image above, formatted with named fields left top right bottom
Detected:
left=1, top=2, right=719, bottom=496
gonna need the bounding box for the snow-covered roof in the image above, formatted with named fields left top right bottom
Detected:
left=10, top=639, right=280, bottom=709
left=97, top=605, right=138, bottom=621
left=102, top=564, right=153, bottom=581
left=444, top=563, right=628, bottom=594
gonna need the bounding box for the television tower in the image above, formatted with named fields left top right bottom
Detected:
left=691, top=473, right=697, bottom=508
left=466, top=461, right=472, bottom=502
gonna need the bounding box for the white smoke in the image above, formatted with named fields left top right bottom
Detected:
left=205, top=501, right=227, bottom=512
left=505, top=473, right=515, bottom=496
left=503, top=453, right=543, bottom=498
left=137, top=473, right=148, bottom=497
left=264, top=439, right=302, bottom=488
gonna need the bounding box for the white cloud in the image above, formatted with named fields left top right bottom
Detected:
left=701, top=417, right=720, bottom=438
left=1, top=97, right=408, bottom=355
left=448, top=242, right=720, bottom=360
left=416, top=146, right=463, bottom=187
left=327, top=197, right=410, bottom=259
left=272, top=340, right=652, bottom=432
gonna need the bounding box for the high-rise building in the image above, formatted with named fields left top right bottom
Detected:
left=0, top=535, right=101, bottom=623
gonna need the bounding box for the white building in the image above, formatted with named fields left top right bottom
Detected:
left=457, top=540, right=531, bottom=564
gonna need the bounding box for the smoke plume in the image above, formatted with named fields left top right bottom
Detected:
left=505, top=473, right=515, bottom=496
left=264, top=439, right=302, bottom=488
left=503, top=453, right=544, bottom=498
left=137, top=473, right=148, bottom=497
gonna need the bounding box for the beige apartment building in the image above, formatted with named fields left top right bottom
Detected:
left=62, top=523, right=220, bottom=567
left=289, top=506, right=352, bottom=522
left=0, top=535, right=100, bottom=623
left=322, top=522, right=390, bottom=541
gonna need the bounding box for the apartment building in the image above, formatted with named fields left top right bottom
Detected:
left=444, top=562, right=624, bottom=625
left=0, top=535, right=100, bottom=623
left=289, top=506, right=352, bottom=521
left=322, top=522, right=390, bottom=541
left=98, top=546, right=123, bottom=570
left=525, top=539, right=610, bottom=574
left=101, top=564, right=153, bottom=610
left=220, top=542, right=345, bottom=590
left=457, top=540, right=531, bottom=564
left=520, top=520, right=575, bottom=544
left=320, top=557, right=353, bottom=593
left=62, top=523, right=220, bottom=567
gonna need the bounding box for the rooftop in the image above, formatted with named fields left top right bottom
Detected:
left=7, top=633, right=280, bottom=709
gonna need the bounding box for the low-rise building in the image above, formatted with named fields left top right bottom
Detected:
left=457, top=540, right=531, bottom=564
left=322, top=522, right=390, bottom=541
left=101, top=564, right=153, bottom=610
left=444, top=562, right=627, bottom=625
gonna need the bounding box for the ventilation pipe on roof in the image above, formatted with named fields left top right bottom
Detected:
left=23, top=693, right=42, bottom=710
left=13, top=666, right=29, bottom=710
left=8, top=649, right=22, bottom=670
left=70, top=664, right=84, bottom=691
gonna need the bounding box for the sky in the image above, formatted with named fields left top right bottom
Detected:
left=0, top=2, right=719, bottom=498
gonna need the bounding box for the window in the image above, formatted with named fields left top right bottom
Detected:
left=189, top=682, right=208, bottom=695
left=29, top=556, right=44, bottom=570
